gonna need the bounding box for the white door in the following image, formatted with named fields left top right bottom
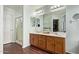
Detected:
left=4, top=13, right=15, bottom=44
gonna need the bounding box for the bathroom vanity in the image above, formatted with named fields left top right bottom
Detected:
left=30, top=6, right=66, bottom=54
left=30, top=32, right=65, bottom=54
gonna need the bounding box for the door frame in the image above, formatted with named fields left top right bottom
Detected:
left=15, top=16, right=23, bottom=46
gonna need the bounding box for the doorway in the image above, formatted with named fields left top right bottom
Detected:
left=15, top=16, right=23, bottom=45
left=3, top=5, right=23, bottom=47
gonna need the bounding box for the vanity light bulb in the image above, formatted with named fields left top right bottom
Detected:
left=57, top=5, right=60, bottom=8
left=54, top=6, right=57, bottom=8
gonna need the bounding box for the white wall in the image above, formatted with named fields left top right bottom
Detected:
left=66, top=5, right=79, bottom=53
left=23, top=6, right=33, bottom=48
left=15, top=8, right=23, bottom=17
left=0, top=5, right=3, bottom=54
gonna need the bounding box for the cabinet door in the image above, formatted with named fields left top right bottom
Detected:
left=54, top=37, right=65, bottom=53
left=47, top=36, right=54, bottom=52
left=30, top=34, right=34, bottom=45
left=38, top=35, right=46, bottom=49
left=30, top=34, right=39, bottom=47
left=33, top=34, right=39, bottom=47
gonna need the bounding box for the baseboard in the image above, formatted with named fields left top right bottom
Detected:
left=3, top=41, right=13, bottom=45
left=16, top=40, right=22, bottom=46
left=15, top=42, right=22, bottom=47
left=3, top=42, right=22, bottom=47
left=65, top=51, right=73, bottom=54
left=65, top=52, right=71, bottom=54
left=22, top=44, right=30, bottom=48
left=3, top=42, right=16, bottom=45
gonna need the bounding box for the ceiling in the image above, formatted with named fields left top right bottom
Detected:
left=4, top=5, right=66, bottom=15
left=4, top=5, right=23, bottom=10
left=31, top=5, right=44, bottom=11
left=4, top=5, right=43, bottom=13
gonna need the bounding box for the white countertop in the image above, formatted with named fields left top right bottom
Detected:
left=30, top=32, right=66, bottom=38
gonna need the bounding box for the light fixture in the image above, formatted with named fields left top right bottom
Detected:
left=50, top=5, right=65, bottom=12
left=53, top=5, right=57, bottom=8
left=35, top=10, right=43, bottom=14
left=50, top=5, right=63, bottom=10
left=73, top=13, right=79, bottom=20
left=57, top=5, right=61, bottom=7
left=70, top=13, right=79, bottom=23
left=33, top=9, right=43, bottom=16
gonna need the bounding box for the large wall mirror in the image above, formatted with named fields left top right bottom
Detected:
left=30, top=5, right=66, bottom=33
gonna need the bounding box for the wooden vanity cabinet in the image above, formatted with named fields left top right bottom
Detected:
left=30, top=33, right=65, bottom=54
left=38, top=35, right=46, bottom=49
left=46, top=36, right=55, bottom=52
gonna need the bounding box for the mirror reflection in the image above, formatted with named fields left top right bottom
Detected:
left=30, top=5, right=66, bottom=33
